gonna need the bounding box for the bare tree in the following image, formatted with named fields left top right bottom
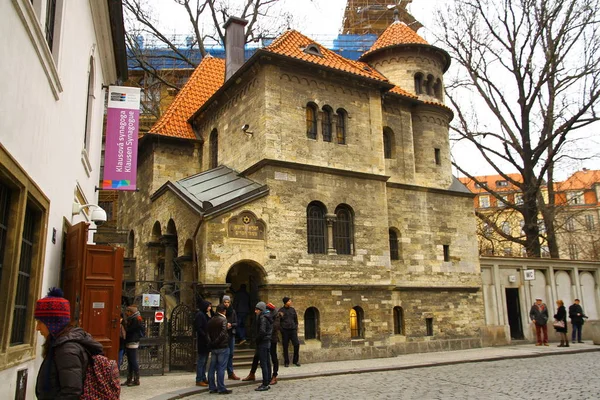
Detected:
left=437, top=0, right=600, bottom=257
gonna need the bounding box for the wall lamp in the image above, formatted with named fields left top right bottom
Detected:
left=241, top=124, right=254, bottom=136
left=72, top=202, right=107, bottom=226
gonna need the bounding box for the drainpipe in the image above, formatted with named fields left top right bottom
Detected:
left=192, top=215, right=204, bottom=283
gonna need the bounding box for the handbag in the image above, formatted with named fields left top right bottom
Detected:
left=553, top=320, right=565, bottom=329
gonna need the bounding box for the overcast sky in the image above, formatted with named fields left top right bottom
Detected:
left=144, top=0, right=599, bottom=180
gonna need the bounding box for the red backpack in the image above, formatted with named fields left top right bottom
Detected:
left=80, top=353, right=121, bottom=399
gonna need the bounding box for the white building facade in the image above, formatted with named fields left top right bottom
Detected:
left=0, top=0, right=126, bottom=397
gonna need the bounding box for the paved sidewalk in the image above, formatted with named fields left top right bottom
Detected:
left=121, top=342, right=600, bottom=400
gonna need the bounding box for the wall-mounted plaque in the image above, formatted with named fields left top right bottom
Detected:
left=228, top=211, right=265, bottom=240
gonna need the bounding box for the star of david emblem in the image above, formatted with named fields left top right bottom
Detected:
left=242, top=216, right=251, bottom=224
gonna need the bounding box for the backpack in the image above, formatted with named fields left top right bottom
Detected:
left=80, top=353, right=121, bottom=400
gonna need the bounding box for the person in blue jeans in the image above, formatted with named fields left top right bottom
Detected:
left=254, top=301, right=273, bottom=391
left=222, top=295, right=240, bottom=380
left=194, top=300, right=212, bottom=386
left=207, top=304, right=232, bottom=394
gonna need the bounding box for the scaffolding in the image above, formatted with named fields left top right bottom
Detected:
left=341, top=0, right=423, bottom=35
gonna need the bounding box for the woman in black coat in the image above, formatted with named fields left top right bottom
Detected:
left=554, top=300, right=569, bottom=347
left=123, top=305, right=144, bottom=386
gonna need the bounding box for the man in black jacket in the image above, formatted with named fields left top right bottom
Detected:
left=280, top=297, right=300, bottom=367
left=222, top=295, right=240, bottom=380
left=254, top=301, right=273, bottom=391
left=206, top=304, right=232, bottom=394
left=194, top=300, right=212, bottom=386
left=569, top=299, right=587, bottom=343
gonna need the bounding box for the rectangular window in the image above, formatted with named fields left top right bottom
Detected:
left=568, top=244, right=578, bottom=260
left=566, top=217, right=575, bottom=232
left=478, top=195, right=490, bottom=208
left=474, top=182, right=488, bottom=189
left=434, top=148, right=441, bottom=165
left=0, top=182, right=10, bottom=289
left=496, top=180, right=508, bottom=187
left=426, top=318, right=433, bottom=336
left=498, top=195, right=508, bottom=207
left=585, top=215, right=594, bottom=230
left=566, top=191, right=584, bottom=205
left=45, top=0, right=57, bottom=51
left=515, top=194, right=524, bottom=205
left=443, top=245, right=450, bottom=262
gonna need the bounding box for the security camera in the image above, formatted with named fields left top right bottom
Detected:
left=241, top=124, right=250, bottom=132
left=72, top=202, right=108, bottom=226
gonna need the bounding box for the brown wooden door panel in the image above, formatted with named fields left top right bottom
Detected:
left=63, top=222, right=88, bottom=322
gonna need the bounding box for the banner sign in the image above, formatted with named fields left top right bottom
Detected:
left=102, top=86, right=140, bottom=190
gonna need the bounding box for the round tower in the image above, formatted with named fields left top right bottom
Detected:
left=360, top=18, right=453, bottom=189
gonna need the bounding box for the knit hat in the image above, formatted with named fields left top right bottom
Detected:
left=223, top=295, right=231, bottom=302
left=266, top=302, right=276, bottom=311
left=282, top=297, right=290, bottom=305
left=34, top=288, right=71, bottom=337
left=255, top=301, right=267, bottom=311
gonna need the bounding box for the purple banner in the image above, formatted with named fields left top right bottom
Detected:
left=102, top=86, right=140, bottom=190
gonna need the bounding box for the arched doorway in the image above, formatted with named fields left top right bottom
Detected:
left=226, top=260, right=266, bottom=342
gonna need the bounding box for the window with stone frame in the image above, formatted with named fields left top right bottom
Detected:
left=393, top=306, right=405, bottom=335
left=383, top=127, right=393, bottom=159
left=307, top=201, right=327, bottom=254
left=389, top=228, right=399, bottom=260
left=306, top=103, right=318, bottom=139
left=350, top=306, right=364, bottom=338
left=321, top=106, right=333, bottom=142
left=333, top=204, right=354, bottom=255
left=209, top=129, right=218, bottom=169
left=304, top=307, right=320, bottom=340
left=336, top=108, right=347, bottom=144
left=414, top=73, right=424, bottom=94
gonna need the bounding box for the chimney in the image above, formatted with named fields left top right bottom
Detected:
left=223, top=17, right=248, bottom=81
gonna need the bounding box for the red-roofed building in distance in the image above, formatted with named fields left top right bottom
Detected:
left=117, top=11, right=485, bottom=366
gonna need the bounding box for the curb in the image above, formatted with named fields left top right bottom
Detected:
left=149, top=346, right=600, bottom=400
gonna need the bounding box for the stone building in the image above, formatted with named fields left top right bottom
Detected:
left=118, top=16, right=485, bottom=362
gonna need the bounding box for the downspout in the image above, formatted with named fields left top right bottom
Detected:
left=192, top=214, right=204, bottom=283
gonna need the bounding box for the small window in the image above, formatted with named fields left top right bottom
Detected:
left=474, top=182, right=488, bottom=189
left=567, top=191, right=584, bottom=205
left=426, top=318, right=434, bottom=336
left=479, top=195, right=490, bottom=208
left=307, top=201, right=327, bottom=254
left=45, top=0, right=58, bottom=51
left=389, top=229, right=399, bottom=260
left=434, top=148, right=441, bottom=165
left=414, top=73, right=424, bottom=94
left=566, top=217, right=575, bottom=232
left=350, top=306, right=364, bottom=338
left=383, top=128, right=393, bottom=159
left=322, top=106, right=333, bottom=142
left=515, top=194, right=524, bottom=205
left=568, top=244, right=578, bottom=260
left=306, top=103, right=318, bottom=140
left=443, top=245, right=450, bottom=262
left=336, top=109, right=347, bottom=144
left=496, top=180, right=509, bottom=187
left=498, top=195, right=508, bottom=207
left=209, top=129, right=218, bottom=168
left=334, top=205, right=354, bottom=255
left=304, top=307, right=320, bottom=340
left=127, top=230, right=135, bottom=258
left=393, top=306, right=404, bottom=335
left=426, top=75, right=435, bottom=95
left=586, top=215, right=595, bottom=230
left=304, top=43, right=322, bottom=57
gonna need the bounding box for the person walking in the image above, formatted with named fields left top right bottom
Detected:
left=233, top=284, right=250, bottom=345
left=123, top=305, right=144, bottom=386
left=194, top=300, right=212, bottom=387
left=529, top=298, right=549, bottom=346
left=118, top=312, right=126, bottom=369
left=222, top=295, right=240, bottom=380
left=207, top=304, right=232, bottom=395
left=254, top=301, right=273, bottom=391
left=554, top=299, right=569, bottom=347
left=280, top=296, right=300, bottom=367
left=34, top=287, right=105, bottom=399
left=242, top=302, right=280, bottom=385
left=569, top=299, right=587, bottom=343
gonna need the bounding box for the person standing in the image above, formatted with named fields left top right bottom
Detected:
left=222, top=295, right=240, bottom=380
left=529, top=298, right=549, bottom=346
left=207, top=304, right=232, bottom=395
left=233, top=284, right=250, bottom=345
left=280, top=296, right=300, bottom=367
left=554, top=299, right=569, bottom=347
left=123, top=305, right=144, bottom=386
left=254, top=301, right=273, bottom=391
left=34, top=287, right=105, bottom=399
left=194, top=300, right=212, bottom=387
left=569, top=299, right=587, bottom=343
left=266, top=302, right=280, bottom=385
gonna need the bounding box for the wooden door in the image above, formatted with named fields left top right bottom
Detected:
left=62, top=222, right=88, bottom=322
left=80, top=245, right=123, bottom=361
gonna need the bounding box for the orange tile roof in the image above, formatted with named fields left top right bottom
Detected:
left=389, top=86, right=417, bottom=99
left=263, top=30, right=388, bottom=82
left=458, top=173, right=525, bottom=194
left=149, top=56, right=225, bottom=139
left=556, top=169, right=600, bottom=191
left=360, top=21, right=429, bottom=60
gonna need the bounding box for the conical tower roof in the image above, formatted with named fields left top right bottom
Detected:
left=359, top=20, right=428, bottom=60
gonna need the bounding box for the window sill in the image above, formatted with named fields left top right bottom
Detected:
left=12, top=0, right=63, bottom=100
left=81, top=149, right=92, bottom=177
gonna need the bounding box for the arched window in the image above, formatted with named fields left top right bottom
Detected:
left=389, top=229, right=399, bottom=260
left=393, top=306, right=404, bottom=335
left=322, top=106, right=333, bottom=142
left=127, top=230, right=135, bottom=258
left=209, top=129, right=218, bottom=169
left=83, top=57, right=95, bottom=152
left=350, top=306, right=364, bottom=338
left=306, top=103, right=318, bottom=139
left=383, top=127, right=393, bottom=159
left=426, top=75, right=435, bottom=95
left=334, top=204, right=353, bottom=255
left=434, top=78, right=443, bottom=99
left=414, top=73, right=424, bottom=94
left=307, top=201, right=327, bottom=254
left=336, top=108, right=347, bottom=144
left=304, top=307, right=320, bottom=340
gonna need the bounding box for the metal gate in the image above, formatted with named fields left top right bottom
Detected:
left=169, top=304, right=196, bottom=371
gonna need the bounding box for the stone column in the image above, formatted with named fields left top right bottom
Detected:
left=326, top=213, right=336, bottom=255
left=161, top=234, right=177, bottom=281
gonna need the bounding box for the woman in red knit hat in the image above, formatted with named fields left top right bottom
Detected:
left=34, top=287, right=104, bottom=399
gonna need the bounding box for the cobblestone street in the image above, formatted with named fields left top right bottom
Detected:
left=186, top=352, right=600, bottom=399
